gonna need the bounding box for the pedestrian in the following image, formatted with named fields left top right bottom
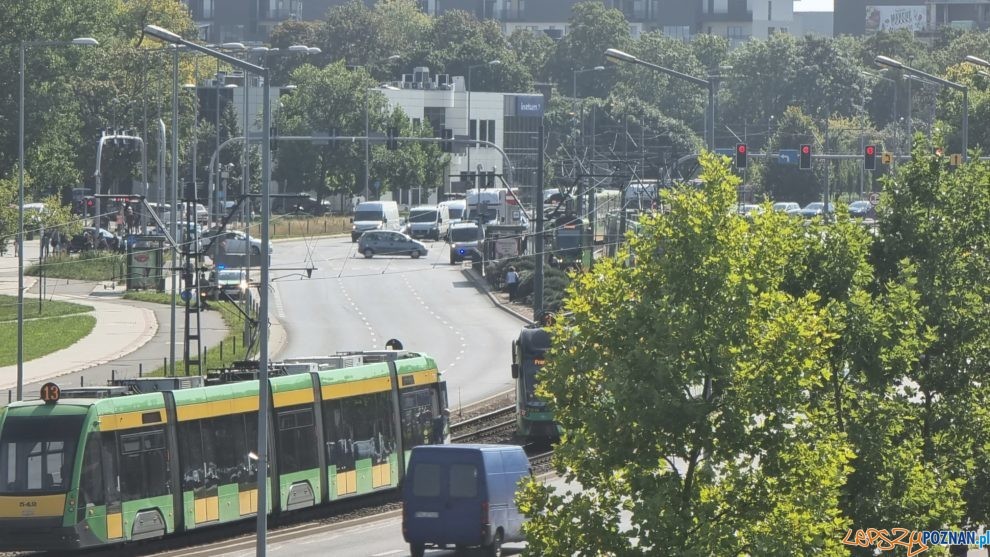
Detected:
left=505, top=265, right=519, bottom=302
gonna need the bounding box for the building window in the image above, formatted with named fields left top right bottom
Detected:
left=203, top=0, right=213, bottom=18
left=486, top=120, right=495, bottom=145
left=470, top=119, right=478, bottom=141
left=663, top=26, right=691, bottom=41
left=768, top=1, right=772, bottom=21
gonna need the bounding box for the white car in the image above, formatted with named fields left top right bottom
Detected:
left=772, top=202, right=801, bottom=215
left=206, top=230, right=271, bottom=256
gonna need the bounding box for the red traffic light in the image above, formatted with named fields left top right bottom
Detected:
left=86, top=198, right=95, bottom=207
left=865, top=145, right=875, bottom=156
left=736, top=144, right=747, bottom=154
left=800, top=145, right=811, bottom=155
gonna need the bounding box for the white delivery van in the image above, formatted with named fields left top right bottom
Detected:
left=439, top=199, right=466, bottom=225
left=406, top=205, right=450, bottom=241
left=351, top=200, right=401, bottom=242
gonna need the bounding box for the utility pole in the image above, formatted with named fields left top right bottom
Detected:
left=534, top=124, right=545, bottom=319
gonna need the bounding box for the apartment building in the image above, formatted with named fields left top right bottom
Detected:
left=835, top=0, right=990, bottom=36
left=180, top=0, right=800, bottom=44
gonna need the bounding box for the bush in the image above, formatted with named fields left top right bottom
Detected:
left=485, top=256, right=570, bottom=312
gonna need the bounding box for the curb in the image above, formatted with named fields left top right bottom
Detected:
left=460, top=267, right=534, bottom=325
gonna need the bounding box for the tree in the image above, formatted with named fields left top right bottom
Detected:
left=756, top=106, right=822, bottom=204
left=870, top=138, right=990, bottom=534
left=507, top=29, right=554, bottom=85
left=518, top=154, right=853, bottom=555
left=547, top=1, right=630, bottom=100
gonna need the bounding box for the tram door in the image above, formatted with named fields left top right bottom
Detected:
left=101, top=432, right=123, bottom=540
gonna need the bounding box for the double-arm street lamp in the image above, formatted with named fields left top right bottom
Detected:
left=17, top=37, right=98, bottom=401
left=467, top=60, right=501, bottom=174
left=876, top=55, right=968, bottom=162
left=144, top=24, right=274, bottom=555
left=605, top=48, right=714, bottom=150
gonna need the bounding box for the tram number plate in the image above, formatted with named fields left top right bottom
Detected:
left=415, top=511, right=439, bottom=518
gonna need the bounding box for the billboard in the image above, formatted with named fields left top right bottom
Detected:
left=866, top=6, right=927, bottom=33
left=515, top=95, right=545, bottom=117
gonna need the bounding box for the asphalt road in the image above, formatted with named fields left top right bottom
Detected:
left=270, top=234, right=523, bottom=408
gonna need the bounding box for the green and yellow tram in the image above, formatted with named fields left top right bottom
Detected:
left=0, top=350, right=447, bottom=551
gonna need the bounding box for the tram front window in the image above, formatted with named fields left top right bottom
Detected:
left=521, top=359, right=547, bottom=408
left=0, top=415, right=85, bottom=494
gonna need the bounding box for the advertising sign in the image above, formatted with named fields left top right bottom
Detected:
left=866, top=6, right=927, bottom=33
left=515, top=95, right=544, bottom=117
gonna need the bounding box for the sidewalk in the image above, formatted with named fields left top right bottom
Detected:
left=0, top=241, right=287, bottom=404
left=462, top=266, right=535, bottom=324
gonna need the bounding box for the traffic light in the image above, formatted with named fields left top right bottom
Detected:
left=864, top=145, right=876, bottom=170
left=799, top=144, right=812, bottom=170
left=387, top=126, right=399, bottom=150
left=270, top=125, right=278, bottom=152
left=441, top=128, right=453, bottom=153
left=735, top=143, right=747, bottom=169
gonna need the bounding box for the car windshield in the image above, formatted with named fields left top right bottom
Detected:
left=805, top=203, right=824, bottom=210
left=217, top=270, right=244, bottom=281
left=450, top=227, right=480, bottom=242
left=850, top=201, right=870, bottom=209
left=409, top=210, right=437, bottom=223
left=0, top=415, right=85, bottom=494
left=773, top=203, right=796, bottom=211
left=354, top=210, right=384, bottom=221
left=448, top=206, right=464, bottom=220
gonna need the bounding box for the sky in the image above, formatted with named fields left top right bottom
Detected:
left=793, top=0, right=834, bottom=12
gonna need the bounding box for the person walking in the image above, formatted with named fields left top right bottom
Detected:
left=505, top=265, right=520, bottom=302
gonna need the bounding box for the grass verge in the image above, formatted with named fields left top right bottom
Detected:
left=123, top=291, right=253, bottom=376
left=0, top=314, right=96, bottom=367
left=0, top=294, right=93, bottom=321
left=26, top=251, right=126, bottom=282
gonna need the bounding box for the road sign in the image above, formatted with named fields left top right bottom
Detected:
left=881, top=152, right=893, bottom=165
left=869, top=192, right=880, bottom=206
left=778, top=149, right=798, bottom=165
left=950, top=153, right=963, bottom=166
left=714, top=148, right=735, bottom=157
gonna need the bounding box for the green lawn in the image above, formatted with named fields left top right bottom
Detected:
left=26, top=251, right=126, bottom=281
left=0, top=294, right=93, bottom=321
left=0, top=314, right=96, bottom=367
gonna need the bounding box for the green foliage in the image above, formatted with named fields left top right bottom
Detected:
left=520, top=154, right=854, bottom=554
left=547, top=1, right=631, bottom=100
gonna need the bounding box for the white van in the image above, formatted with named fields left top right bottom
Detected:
left=351, top=200, right=401, bottom=242
left=406, top=205, right=450, bottom=241
left=439, top=199, right=466, bottom=225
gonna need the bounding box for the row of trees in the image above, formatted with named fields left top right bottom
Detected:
left=7, top=1, right=990, bottom=237
left=519, top=142, right=990, bottom=555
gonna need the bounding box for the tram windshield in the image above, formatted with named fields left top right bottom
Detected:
left=0, top=415, right=85, bottom=494
left=521, top=357, right=547, bottom=408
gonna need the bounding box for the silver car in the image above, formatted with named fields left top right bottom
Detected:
left=358, top=231, right=428, bottom=259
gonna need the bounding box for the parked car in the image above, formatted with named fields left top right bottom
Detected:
left=203, top=229, right=269, bottom=257
left=358, top=230, right=428, bottom=259
left=848, top=200, right=875, bottom=219
left=402, top=445, right=530, bottom=557
left=737, top=203, right=763, bottom=217
left=799, top=201, right=834, bottom=219
left=772, top=202, right=801, bottom=215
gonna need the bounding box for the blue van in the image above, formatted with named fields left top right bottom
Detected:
left=402, top=444, right=530, bottom=557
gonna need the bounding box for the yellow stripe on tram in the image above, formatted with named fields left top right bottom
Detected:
left=98, top=409, right=166, bottom=432
left=0, top=494, right=66, bottom=518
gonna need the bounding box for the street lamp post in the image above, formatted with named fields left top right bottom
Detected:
left=145, top=24, right=272, bottom=555
left=467, top=60, right=501, bottom=177
left=17, top=36, right=98, bottom=401
left=876, top=55, right=968, bottom=161
left=605, top=48, right=714, bottom=150
left=361, top=54, right=402, bottom=201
